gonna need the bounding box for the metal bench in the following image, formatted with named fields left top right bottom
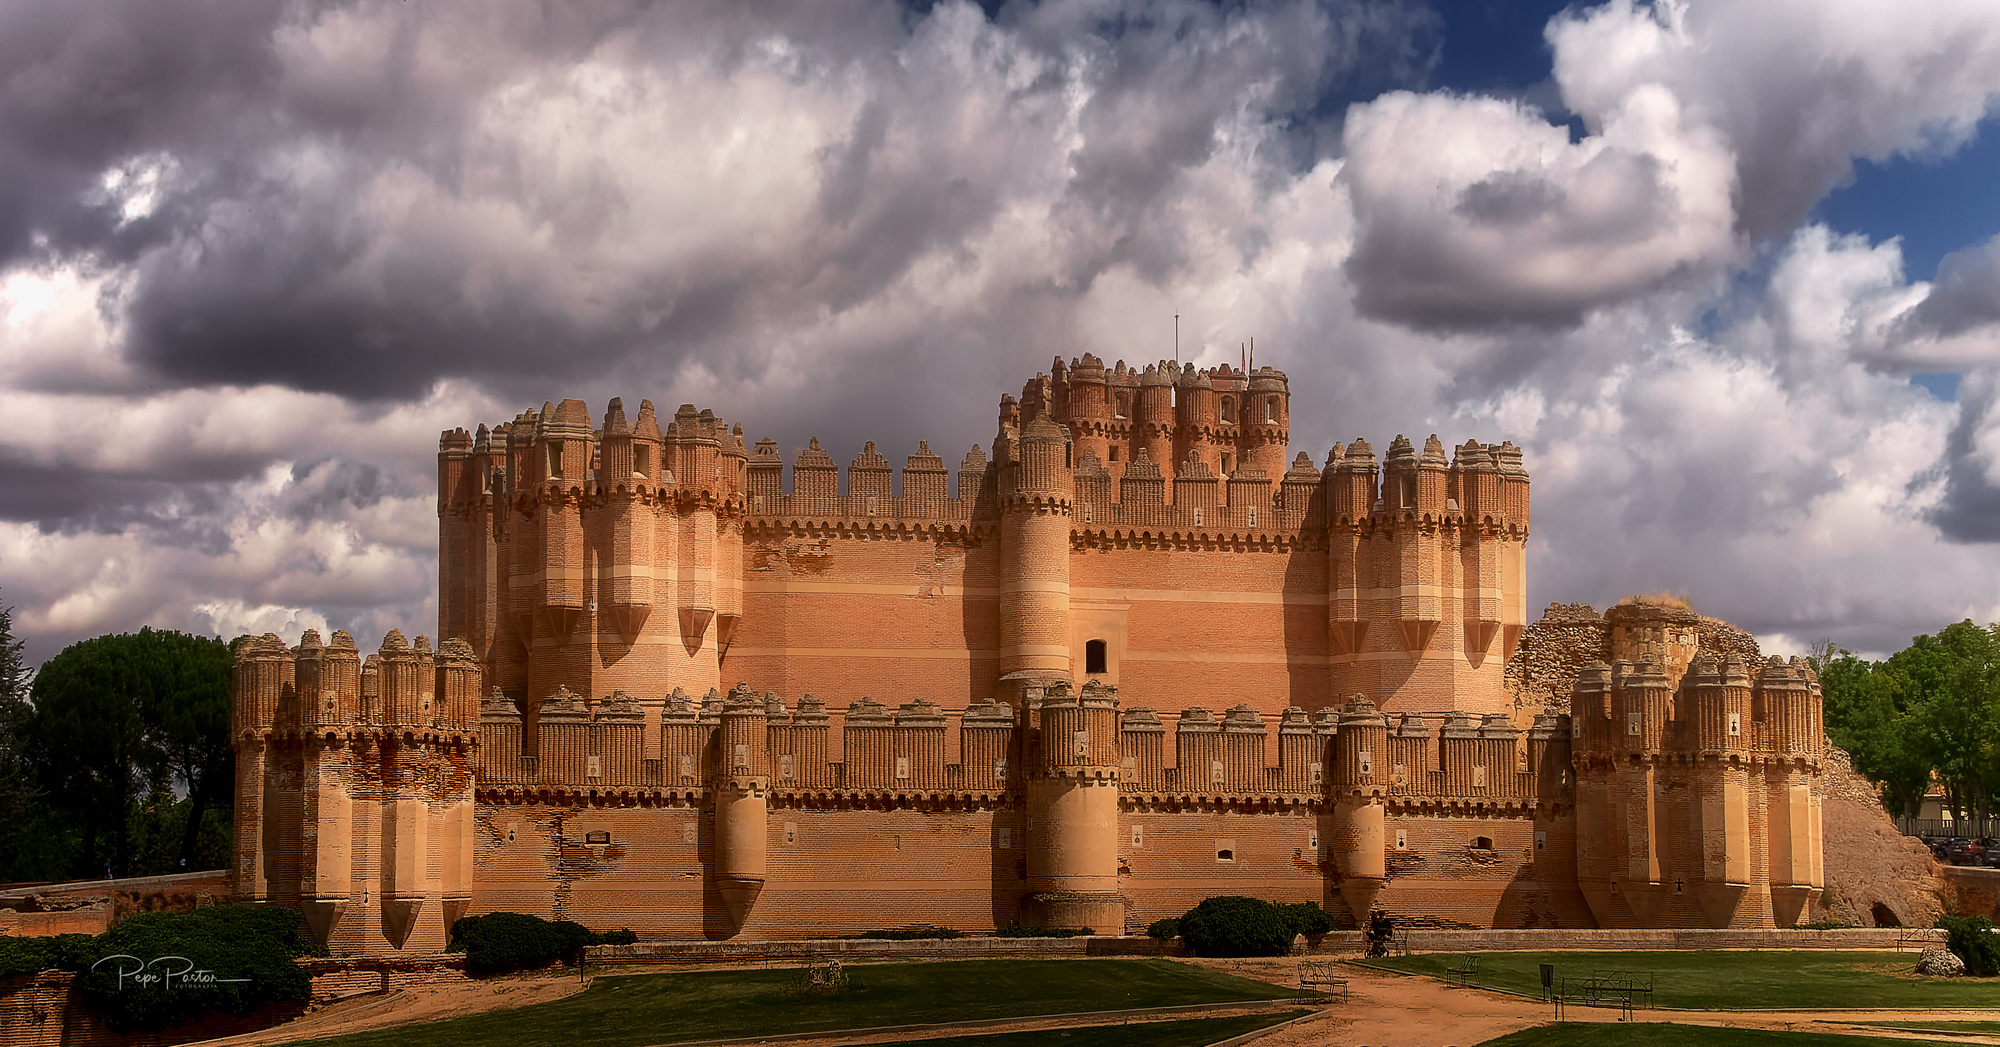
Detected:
left=1297, top=960, right=1348, bottom=1003
left=1444, top=954, right=1480, bottom=988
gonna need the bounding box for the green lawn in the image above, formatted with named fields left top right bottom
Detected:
left=290, top=958, right=1302, bottom=1047
left=1479, top=1024, right=1957, bottom=1047
left=894, top=1010, right=1311, bottom=1046
left=1863, top=1020, right=2000, bottom=1033
left=1370, top=951, right=2000, bottom=1010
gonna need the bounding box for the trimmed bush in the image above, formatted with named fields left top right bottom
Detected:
left=854, top=925, right=963, bottom=940
left=74, top=905, right=316, bottom=1033
left=1938, top=914, right=2000, bottom=977
left=1279, top=902, right=1334, bottom=938
left=448, top=913, right=637, bottom=976
left=0, top=933, right=99, bottom=976
left=1146, top=917, right=1181, bottom=941
left=1177, top=897, right=1294, bottom=957
left=992, top=924, right=1094, bottom=938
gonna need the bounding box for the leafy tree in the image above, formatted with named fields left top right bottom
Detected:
left=1824, top=620, right=2000, bottom=825
left=22, top=629, right=234, bottom=879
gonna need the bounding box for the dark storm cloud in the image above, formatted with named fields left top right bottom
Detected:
left=1926, top=373, right=2000, bottom=542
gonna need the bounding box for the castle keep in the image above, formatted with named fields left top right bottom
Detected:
left=231, top=358, right=1826, bottom=954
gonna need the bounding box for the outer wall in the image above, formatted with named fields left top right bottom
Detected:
left=471, top=801, right=1589, bottom=937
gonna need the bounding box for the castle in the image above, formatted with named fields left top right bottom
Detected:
left=230, top=357, right=1827, bottom=955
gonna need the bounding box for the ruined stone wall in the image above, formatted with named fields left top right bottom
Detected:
left=1815, top=744, right=1944, bottom=927
left=1505, top=603, right=1607, bottom=714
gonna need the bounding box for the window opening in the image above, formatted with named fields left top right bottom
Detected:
left=1265, top=399, right=1275, bottom=422
left=1109, top=445, right=1121, bottom=463
left=1221, top=397, right=1235, bottom=423
left=547, top=441, right=564, bottom=479
left=1216, top=848, right=1234, bottom=862
left=1115, top=393, right=1130, bottom=418
left=1085, top=639, right=1107, bottom=675
left=634, top=444, right=650, bottom=478
left=1472, top=836, right=1493, bottom=850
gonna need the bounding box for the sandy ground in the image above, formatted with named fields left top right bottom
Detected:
left=191, top=957, right=2000, bottom=1047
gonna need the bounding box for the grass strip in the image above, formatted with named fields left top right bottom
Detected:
left=1861, top=1020, right=2000, bottom=1033
left=289, top=958, right=1298, bottom=1047
left=892, top=1009, right=1312, bottom=1047
left=1371, top=950, right=2000, bottom=1010
left=1478, top=1023, right=1960, bottom=1047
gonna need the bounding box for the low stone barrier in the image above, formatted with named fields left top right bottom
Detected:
left=586, top=935, right=1172, bottom=966
left=586, top=926, right=1938, bottom=967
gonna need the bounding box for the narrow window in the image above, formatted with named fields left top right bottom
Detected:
left=547, top=441, right=565, bottom=479
left=1221, top=397, right=1235, bottom=423
left=1115, top=393, right=1130, bottom=418
left=481, top=467, right=495, bottom=495
left=1222, top=452, right=1233, bottom=473
left=633, top=444, right=651, bottom=478
left=1265, top=399, right=1275, bottom=422
left=1400, top=474, right=1416, bottom=508
left=1108, top=445, right=1121, bottom=463
left=1085, top=639, right=1107, bottom=675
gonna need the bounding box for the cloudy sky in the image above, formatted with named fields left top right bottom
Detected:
left=3, top=0, right=2000, bottom=669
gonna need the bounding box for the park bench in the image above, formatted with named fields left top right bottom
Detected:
left=1297, top=960, right=1348, bottom=1003
left=1444, top=954, right=1480, bottom=988
left=1553, top=976, right=1633, bottom=1022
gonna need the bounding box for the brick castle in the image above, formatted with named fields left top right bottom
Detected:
left=230, top=357, right=1827, bottom=954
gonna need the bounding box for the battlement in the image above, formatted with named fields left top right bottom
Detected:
left=1571, top=653, right=1825, bottom=762
left=231, top=629, right=480, bottom=740
left=463, top=673, right=1571, bottom=814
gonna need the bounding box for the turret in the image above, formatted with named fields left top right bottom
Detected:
left=1023, top=679, right=1122, bottom=931
left=1174, top=367, right=1222, bottom=480
left=1330, top=695, right=1388, bottom=920
left=1064, top=354, right=1113, bottom=476
left=713, top=685, right=769, bottom=927
left=1239, top=367, right=1290, bottom=477
left=998, top=414, right=1074, bottom=680
left=1135, top=364, right=1177, bottom=490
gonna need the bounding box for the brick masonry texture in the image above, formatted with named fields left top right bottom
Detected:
left=232, top=358, right=1830, bottom=953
